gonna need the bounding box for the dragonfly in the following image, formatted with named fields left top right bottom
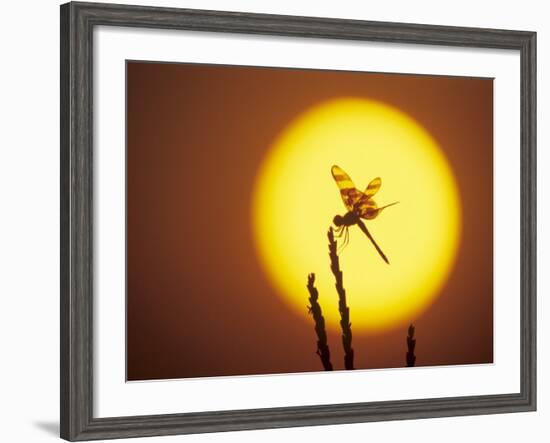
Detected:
left=331, top=165, right=398, bottom=264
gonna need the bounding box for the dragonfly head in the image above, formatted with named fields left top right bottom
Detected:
left=333, top=215, right=344, bottom=226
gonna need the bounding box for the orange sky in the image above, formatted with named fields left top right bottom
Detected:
left=126, top=61, right=493, bottom=381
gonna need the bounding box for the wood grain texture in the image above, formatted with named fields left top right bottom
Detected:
left=60, top=2, right=536, bottom=440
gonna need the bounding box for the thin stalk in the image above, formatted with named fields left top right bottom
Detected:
left=328, top=227, right=354, bottom=370
left=406, top=324, right=416, bottom=367
left=306, top=273, right=333, bottom=371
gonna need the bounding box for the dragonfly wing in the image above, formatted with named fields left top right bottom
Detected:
left=364, top=177, right=382, bottom=198
left=359, top=200, right=400, bottom=220
left=356, top=196, right=379, bottom=220
left=331, top=165, right=363, bottom=211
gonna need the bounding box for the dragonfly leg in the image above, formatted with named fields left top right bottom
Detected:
left=337, top=234, right=345, bottom=252
left=334, top=225, right=345, bottom=237
left=337, top=227, right=350, bottom=254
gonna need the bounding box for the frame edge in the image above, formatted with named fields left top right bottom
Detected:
left=61, top=1, right=96, bottom=440
left=60, top=2, right=537, bottom=440
left=60, top=2, right=73, bottom=440
left=519, top=30, right=537, bottom=413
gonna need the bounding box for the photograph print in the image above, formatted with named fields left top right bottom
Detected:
left=126, top=61, right=493, bottom=381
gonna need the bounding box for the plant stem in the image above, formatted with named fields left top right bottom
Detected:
left=406, top=324, right=416, bottom=367
left=306, top=273, right=333, bottom=371
left=328, top=227, right=354, bottom=370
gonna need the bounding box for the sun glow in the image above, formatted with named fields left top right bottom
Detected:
left=252, top=98, right=461, bottom=333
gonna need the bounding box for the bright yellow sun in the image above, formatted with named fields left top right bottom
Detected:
left=252, top=97, right=462, bottom=333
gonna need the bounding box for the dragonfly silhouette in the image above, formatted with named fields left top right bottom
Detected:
left=331, top=165, right=398, bottom=264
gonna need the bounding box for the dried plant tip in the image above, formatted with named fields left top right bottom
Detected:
left=306, top=272, right=333, bottom=371
left=328, top=226, right=354, bottom=370
left=406, top=323, right=416, bottom=367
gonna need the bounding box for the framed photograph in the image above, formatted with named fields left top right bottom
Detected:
left=60, top=1, right=536, bottom=440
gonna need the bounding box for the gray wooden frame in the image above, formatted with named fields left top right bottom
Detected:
left=60, top=1, right=537, bottom=440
